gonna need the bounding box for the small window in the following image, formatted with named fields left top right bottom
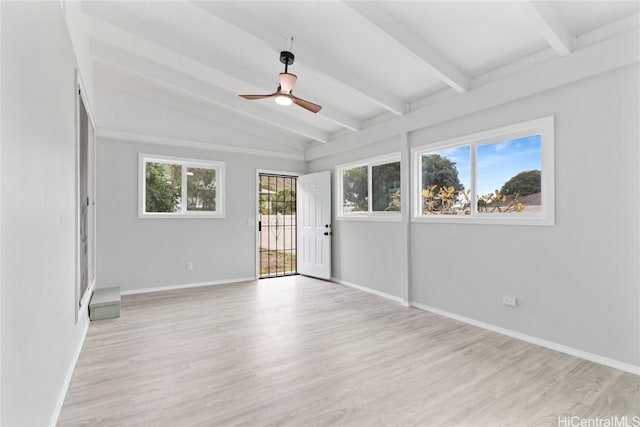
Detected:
left=476, top=135, right=542, bottom=215
left=372, top=161, right=401, bottom=212
left=336, top=153, right=401, bottom=221
left=341, top=165, right=368, bottom=214
left=421, top=145, right=470, bottom=216
left=412, top=116, right=554, bottom=225
left=139, top=154, right=225, bottom=218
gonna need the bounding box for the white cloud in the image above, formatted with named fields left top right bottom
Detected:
left=491, top=141, right=509, bottom=152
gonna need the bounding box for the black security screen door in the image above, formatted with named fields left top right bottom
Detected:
left=259, top=173, right=297, bottom=278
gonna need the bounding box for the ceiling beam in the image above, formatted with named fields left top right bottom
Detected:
left=97, top=129, right=305, bottom=161
left=191, top=1, right=406, bottom=116
left=306, top=29, right=638, bottom=161
left=84, top=15, right=330, bottom=143
left=318, top=106, right=362, bottom=133
left=574, top=13, right=640, bottom=51
left=344, top=1, right=469, bottom=93
left=81, top=2, right=361, bottom=132
left=93, top=43, right=330, bottom=143
left=518, top=1, right=573, bottom=56
left=293, top=51, right=407, bottom=115
left=96, top=64, right=308, bottom=152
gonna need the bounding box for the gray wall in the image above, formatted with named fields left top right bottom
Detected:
left=307, top=64, right=640, bottom=367
left=1, top=2, right=91, bottom=425
left=96, top=139, right=305, bottom=292
left=308, top=137, right=407, bottom=297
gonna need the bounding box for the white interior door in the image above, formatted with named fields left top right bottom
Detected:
left=297, top=171, right=331, bottom=279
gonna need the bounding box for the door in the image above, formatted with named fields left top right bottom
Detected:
left=78, top=89, right=89, bottom=304
left=258, top=173, right=298, bottom=278
left=297, top=171, right=331, bottom=279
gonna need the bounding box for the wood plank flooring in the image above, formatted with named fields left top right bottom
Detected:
left=58, top=276, right=639, bottom=426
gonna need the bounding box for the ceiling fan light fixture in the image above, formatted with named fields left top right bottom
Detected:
left=275, top=94, right=293, bottom=106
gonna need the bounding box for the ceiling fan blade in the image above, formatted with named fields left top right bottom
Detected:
left=239, top=93, right=277, bottom=100
left=279, top=73, right=297, bottom=93
left=291, top=95, right=322, bottom=113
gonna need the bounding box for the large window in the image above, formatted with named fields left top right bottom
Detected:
left=336, top=153, right=401, bottom=221
left=412, top=116, right=554, bottom=225
left=139, top=154, right=225, bottom=218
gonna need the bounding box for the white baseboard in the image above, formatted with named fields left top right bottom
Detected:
left=324, top=278, right=639, bottom=375
left=331, top=277, right=404, bottom=304
left=120, top=277, right=256, bottom=296
left=410, top=302, right=640, bottom=376
left=50, top=315, right=90, bottom=427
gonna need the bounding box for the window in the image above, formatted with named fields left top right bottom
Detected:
left=336, top=153, right=401, bottom=220
left=412, top=116, right=554, bottom=225
left=139, top=154, right=225, bottom=218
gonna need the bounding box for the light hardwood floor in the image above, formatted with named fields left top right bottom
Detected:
left=59, top=276, right=639, bottom=426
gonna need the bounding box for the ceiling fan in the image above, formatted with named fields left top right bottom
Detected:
left=239, top=50, right=322, bottom=114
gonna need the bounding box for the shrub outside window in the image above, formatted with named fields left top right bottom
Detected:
left=139, top=154, right=225, bottom=218
left=336, top=153, right=401, bottom=221
left=412, top=116, right=554, bottom=225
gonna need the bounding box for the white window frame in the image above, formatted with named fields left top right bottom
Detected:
left=412, top=116, right=555, bottom=226
left=138, top=153, right=226, bottom=219
left=335, top=152, right=401, bottom=222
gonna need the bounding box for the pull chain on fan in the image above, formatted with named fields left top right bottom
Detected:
left=239, top=40, right=322, bottom=114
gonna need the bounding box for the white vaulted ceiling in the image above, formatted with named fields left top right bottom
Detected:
left=79, top=1, right=639, bottom=158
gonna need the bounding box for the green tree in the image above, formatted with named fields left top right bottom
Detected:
left=500, top=170, right=541, bottom=196
left=145, top=162, right=180, bottom=212
left=187, top=168, right=216, bottom=211
left=422, top=154, right=464, bottom=191
left=372, top=162, right=400, bottom=211
left=273, top=188, right=296, bottom=214
left=342, top=166, right=368, bottom=212
left=259, top=194, right=271, bottom=215
left=422, top=154, right=463, bottom=210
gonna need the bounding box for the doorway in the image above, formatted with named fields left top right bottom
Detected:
left=296, top=171, right=332, bottom=280
left=76, top=77, right=96, bottom=316
left=258, top=172, right=298, bottom=278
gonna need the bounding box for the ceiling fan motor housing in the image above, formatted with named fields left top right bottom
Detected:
left=280, top=50, right=295, bottom=66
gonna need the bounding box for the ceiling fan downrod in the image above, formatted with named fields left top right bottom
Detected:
left=279, top=50, right=295, bottom=74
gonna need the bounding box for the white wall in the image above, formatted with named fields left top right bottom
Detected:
left=1, top=2, right=90, bottom=425
left=0, top=2, right=3, bottom=422
left=307, top=64, right=640, bottom=369
left=59, top=0, right=95, bottom=113
left=96, top=139, right=305, bottom=292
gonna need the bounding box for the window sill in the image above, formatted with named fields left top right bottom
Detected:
left=336, top=214, right=401, bottom=223
left=139, top=213, right=226, bottom=219
left=411, top=214, right=554, bottom=226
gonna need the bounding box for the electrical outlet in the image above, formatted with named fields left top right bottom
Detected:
left=186, top=262, right=193, bottom=271
left=502, top=296, right=517, bottom=307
